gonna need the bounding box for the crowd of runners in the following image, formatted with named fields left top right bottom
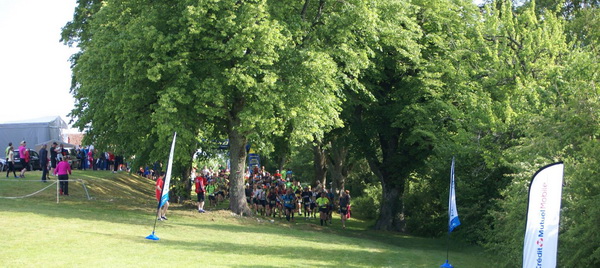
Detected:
left=193, top=166, right=352, bottom=228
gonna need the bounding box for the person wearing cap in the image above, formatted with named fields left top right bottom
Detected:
left=18, top=141, right=29, bottom=178
left=54, top=156, right=72, bottom=195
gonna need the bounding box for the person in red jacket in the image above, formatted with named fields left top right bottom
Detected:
left=54, top=156, right=72, bottom=195
left=195, top=175, right=207, bottom=213
left=155, top=173, right=169, bottom=220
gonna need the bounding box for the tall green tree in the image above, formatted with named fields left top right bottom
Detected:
left=62, top=0, right=202, bottom=198
left=347, top=0, right=489, bottom=231
left=472, top=2, right=599, bottom=266
left=63, top=0, right=395, bottom=214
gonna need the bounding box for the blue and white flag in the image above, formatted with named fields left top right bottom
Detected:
left=448, top=157, right=461, bottom=232
left=523, top=162, right=564, bottom=268
left=159, top=132, right=177, bottom=208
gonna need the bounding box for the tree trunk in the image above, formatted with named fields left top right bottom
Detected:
left=182, top=150, right=197, bottom=199
left=374, top=182, right=405, bottom=231
left=313, top=141, right=328, bottom=188
left=273, top=123, right=294, bottom=171
left=327, top=140, right=349, bottom=196
left=228, top=128, right=252, bottom=216
left=368, top=143, right=408, bottom=232
left=182, top=166, right=192, bottom=200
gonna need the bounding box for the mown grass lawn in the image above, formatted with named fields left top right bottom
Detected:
left=0, top=171, right=490, bottom=267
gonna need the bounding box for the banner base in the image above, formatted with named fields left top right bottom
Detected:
left=440, top=260, right=454, bottom=268
left=145, top=232, right=159, bottom=241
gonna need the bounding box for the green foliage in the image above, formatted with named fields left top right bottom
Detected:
left=404, top=173, right=444, bottom=237
left=281, top=143, right=314, bottom=184
left=561, top=143, right=600, bottom=267
left=478, top=2, right=600, bottom=265
left=63, top=0, right=380, bottom=209
left=352, top=183, right=382, bottom=220
left=481, top=163, right=534, bottom=267
left=60, top=1, right=600, bottom=260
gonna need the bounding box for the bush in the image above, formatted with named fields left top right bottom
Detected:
left=351, top=183, right=381, bottom=219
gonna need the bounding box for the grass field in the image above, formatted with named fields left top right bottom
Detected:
left=0, top=170, right=490, bottom=267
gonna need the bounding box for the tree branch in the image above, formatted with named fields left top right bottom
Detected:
left=301, top=0, right=310, bottom=21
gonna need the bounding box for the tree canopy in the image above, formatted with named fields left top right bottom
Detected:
left=63, top=0, right=599, bottom=265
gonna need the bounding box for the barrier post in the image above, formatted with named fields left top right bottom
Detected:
left=56, top=178, right=60, bottom=203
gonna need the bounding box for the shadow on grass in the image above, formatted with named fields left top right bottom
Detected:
left=83, top=227, right=419, bottom=268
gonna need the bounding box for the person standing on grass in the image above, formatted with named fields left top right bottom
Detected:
left=206, top=179, right=217, bottom=207
left=18, top=141, right=29, bottom=178
left=316, top=192, right=330, bottom=226
left=80, top=146, right=88, bottom=170
left=39, top=144, right=49, bottom=182
left=266, top=186, right=278, bottom=217
left=195, top=174, right=207, bottom=213
left=54, top=156, right=72, bottom=195
left=251, top=183, right=259, bottom=214
left=6, top=144, right=17, bottom=178
left=50, top=142, right=58, bottom=175
left=5, top=142, right=11, bottom=162
left=280, top=188, right=296, bottom=222
left=301, top=186, right=312, bottom=219
left=326, top=189, right=335, bottom=224
left=87, top=149, right=94, bottom=170
left=339, top=190, right=351, bottom=229
left=155, top=172, right=169, bottom=220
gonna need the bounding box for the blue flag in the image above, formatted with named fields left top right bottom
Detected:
left=448, top=157, right=460, bottom=232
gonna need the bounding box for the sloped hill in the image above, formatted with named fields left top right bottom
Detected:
left=0, top=170, right=156, bottom=206
left=0, top=170, right=491, bottom=267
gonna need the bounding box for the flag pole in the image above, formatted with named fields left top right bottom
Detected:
left=146, top=132, right=177, bottom=241
left=146, top=184, right=166, bottom=241
left=446, top=230, right=450, bottom=261
left=441, top=156, right=458, bottom=268
left=441, top=226, right=453, bottom=268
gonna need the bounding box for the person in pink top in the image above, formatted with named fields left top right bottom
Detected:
left=54, top=156, right=72, bottom=196
left=18, top=141, right=29, bottom=178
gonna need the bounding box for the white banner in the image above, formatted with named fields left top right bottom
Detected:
left=523, top=162, right=564, bottom=268
left=449, top=157, right=460, bottom=232
left=159, top=132, right=177, bottom=208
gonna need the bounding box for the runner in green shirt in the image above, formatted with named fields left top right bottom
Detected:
left=315, top=192, right=330, bottom=226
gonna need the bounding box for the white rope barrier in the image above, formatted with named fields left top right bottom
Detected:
left=0, top=178, right=91, bottom=202
left=0, top=181, right=58, bottom=199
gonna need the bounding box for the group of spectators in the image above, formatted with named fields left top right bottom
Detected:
left=193, top=165, right=352, bottom=228
left=75, top=146, right=124, bottom=172
left=193, top=166, right=230, bottom=213
left=136, top=162, right=164, bottom=181
left=5, top=141, right=127, bottom=196
left=4, top=141, right=72, bottom=194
